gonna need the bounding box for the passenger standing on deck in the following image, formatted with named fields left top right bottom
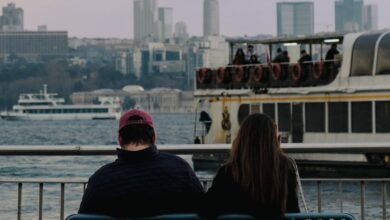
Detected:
left=233, top=48, right=246, bottom=65
left=249, top=54, right=260, bottom=64
left=325, top=43, right=339, bottom=61
left=298, top=50, right=312, bottom=65
left=245, top=44, right=256, bottom=62
left=325, top=44, right=340, bottom=75
left=298, top=50, right=313, bottom=75
left=272, top=48, right=283, bottom=63
left=79, top=109, right=204, bottom=218
left=202, top=113, right=300, bottom=219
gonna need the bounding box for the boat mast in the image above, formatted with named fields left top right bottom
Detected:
left=43, top=84, right=48, bottom=95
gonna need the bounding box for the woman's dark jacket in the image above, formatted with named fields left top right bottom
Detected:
left=202, top=161, right=300, bottom=219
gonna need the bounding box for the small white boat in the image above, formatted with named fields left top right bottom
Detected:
left=0, top=85, right=122, bottom=120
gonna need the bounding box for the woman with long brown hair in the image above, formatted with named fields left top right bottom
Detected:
left=203, top=113, right=300, bottom=219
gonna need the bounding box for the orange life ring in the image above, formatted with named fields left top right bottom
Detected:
left=292, top=63, right=302, bottom=81
left=234, top=65, right=244, bottom=82
left=271, top=63, right=282, bottom=80
left=196, top=68, right=209, bottom=83
left=252, top=65, right=263, bottom=82
left=216, top=67, right=225, bottom=84
left=313, top=61, right=324, bottom=79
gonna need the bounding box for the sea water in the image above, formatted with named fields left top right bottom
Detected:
left=0, top=113, right=388, bottom=219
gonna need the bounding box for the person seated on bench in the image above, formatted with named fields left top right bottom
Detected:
left=202, top=113, right=300, bottom=219
left=78, top=109, right=204, bottom=218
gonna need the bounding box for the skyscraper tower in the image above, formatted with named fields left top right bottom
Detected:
left=134, top=0, right=158, bottom=40
left=363, top=4, right=378, bottom=31
left=0, top=3, right=24, bottom=31
left=277, top=2, right=314, bottom=36
left=157, top=7, right=173, bottom=41
left=335, top=0, right=363, bottom=32
left=174, top=22, right=189, bottom=40
left=203, top=0, right=220, bottom=36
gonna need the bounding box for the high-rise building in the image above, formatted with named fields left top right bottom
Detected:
left=134, top=0, right=158, bottom=40
left=0, top=31, right=68, bottom=61
left=157, top=7, right=173, bottom=41
left=186, top=36, right=228, bottom=87
left=335, top=0, right=363, bottom=32
left=174, top=22, right=189, bottom=40
left=203, top=0, right=220, bottom=36
left=0, top=3, right=24, bottom=31
left=277, top=2, right=314, bottom=36
left=363, top=4, right=378, bottom=31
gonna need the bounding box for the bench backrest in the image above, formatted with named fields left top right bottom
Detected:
left=66, top=213, right=356, bottom=220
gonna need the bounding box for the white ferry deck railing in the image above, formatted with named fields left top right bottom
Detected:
left=195, top=59, right=339, bottom=70
left=0, top=144, right=389, bottom=220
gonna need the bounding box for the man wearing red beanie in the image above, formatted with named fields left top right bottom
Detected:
left=79, top=109, right=204, bottom=218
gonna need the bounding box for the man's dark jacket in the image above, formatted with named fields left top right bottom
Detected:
left=79, top=145, right=204, bottom=218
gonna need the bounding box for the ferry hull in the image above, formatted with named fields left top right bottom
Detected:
left=0, top=112, right=120, bottom=121
left=192, top=153, right=390, bottom=178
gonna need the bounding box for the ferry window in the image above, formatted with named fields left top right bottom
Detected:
left=278, top=103, right=291, bottom=132
left=351, top=33, right=381, bottom=76
left=250, top=104, right=260, bottom=114
left=305, top=103, right=325, bottom=132
left=238, top=104, right=250, bottom=125
left=352, top=102, right=372, bottom=133
left=262, top=103, right=275, bottom=121
left=375, top=101, right=390, bottom=132
left=376, top=33, right=390, bottom=75
left=328, top=102, right=348, bottom=133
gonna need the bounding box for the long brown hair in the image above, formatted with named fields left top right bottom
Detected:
left=228, top=113, right=289, bottom=213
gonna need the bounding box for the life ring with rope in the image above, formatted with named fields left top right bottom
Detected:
left=252, top=65, right=263, bottom=83
left=234, top=65, right=244, bottom=82
left=216, top=67, right=225, bottom=84
left=313, top=61, right=325, bottom=79
left=292, top=63, right=302, bottom=81
left=196, top=68, right=210, bottom=84
left=271, top=63, right=282, bottom=81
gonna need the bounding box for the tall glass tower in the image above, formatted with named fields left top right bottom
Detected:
left=0, top=3, right=24, bottom=31
left=277, top=2, right=314, bottom=36
left=203, top=0, right=220, bottom=36
left=335, top=0, right=363, bottom=32
left=157, top=7, right=173, bottom=41
left=134, top=0, right=158, bottom=40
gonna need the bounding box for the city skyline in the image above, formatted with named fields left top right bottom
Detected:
left=1, top=0, right=389, bottom=38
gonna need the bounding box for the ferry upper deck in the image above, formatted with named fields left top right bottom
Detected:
left=195, top=30, right=390, bottom=95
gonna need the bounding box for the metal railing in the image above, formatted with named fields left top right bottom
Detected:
left=0, top=142, right=390, bottom=155
left=0, top=178, right=388, bottom=220
left=0, top=144, right=389, bottom=219
left=301, top=179, right=389, bottom=220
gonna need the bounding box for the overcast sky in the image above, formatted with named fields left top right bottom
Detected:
left=2, top=0, right=389, bottom=38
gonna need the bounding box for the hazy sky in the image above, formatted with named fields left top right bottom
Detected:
left=2, top=0, right=389, bottom=38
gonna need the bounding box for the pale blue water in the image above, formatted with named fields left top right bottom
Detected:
left=0, top=113, right=388, bottom=219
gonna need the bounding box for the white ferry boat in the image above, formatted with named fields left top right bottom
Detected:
left=0, top=85, right=122, bottom=120
left=193, top=30, right=390, bottom=173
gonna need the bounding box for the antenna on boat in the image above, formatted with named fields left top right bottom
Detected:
left=43, top=84, right=48, bottom=95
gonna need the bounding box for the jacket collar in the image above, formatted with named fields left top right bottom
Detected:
left=117, top=145, right=158, bottom=162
